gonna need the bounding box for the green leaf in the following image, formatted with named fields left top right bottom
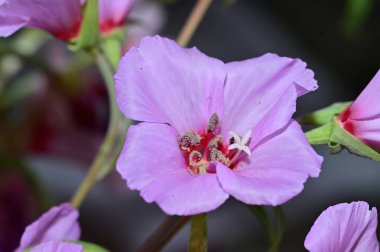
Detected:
left=299, top=102, right=351, bottom=126
left=23, top=241, right=110, bottom=252
left=341, top=0, right=375, bottom=37
left=69, top=0, right=99, bottom=51
left=188, top=214, right=207, bottom=252
left=74, top=241, right=110, bottom=252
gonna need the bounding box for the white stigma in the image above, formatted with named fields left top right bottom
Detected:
left=228, top=130, right=252, bottom=156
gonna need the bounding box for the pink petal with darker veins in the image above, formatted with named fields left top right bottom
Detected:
left=117, top=123, right=229, bottom=215
left=98, top=0, right=136, bottom=33
left=115, top=36, right=226, bottom=135
left=216, top=120, right=322, bottom=206
left=305, top=201, right=379, bottom=252
left=0, top=0, right=82, bottom=40
left=222, top=53, right=317, bottom=138
left=17, top=203, right=80, bottom=252
left=350, top=70, right=380, bottom=120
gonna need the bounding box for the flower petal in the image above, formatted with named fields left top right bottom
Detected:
left=249, top=85, right=297, bottom=147
left=30, top=241, right=83, bottom=252
left=17, top=203, right=80, bottom=252
left=216, top=120, right=322, bottom=206
left=222, top=53, right=317, bottom=137
left=0, top=0, right=82, bottom=39
left=304, top=201, right=379, bottom=252
left=99, top=0, right=135, bottom=32
left=350, top=69, right=380, bottom=120
left=117, top=123, right=229, bottom=215
left=115, top=36, right=226, bottom=134
left=0, top=13, right=28, bottom=37
left=351, top=117, right=380, bottom=151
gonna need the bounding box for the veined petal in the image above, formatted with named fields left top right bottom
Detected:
left=117, top=123, right=229, bottom=215
left=0, top=13, right=28, bottom=37
left=30, top=241, right=83, bottom=252
left=305, top=201, right=379, bottom=252
left=350, top=69, right=380, bottom=120
left=216, top=120, right=322, bottom=206
left=115, top=36, right=226, bottom=134
left=222, top=53, right=317, bottom=137
left=99, top=0, right=136, bottom=33
left=0, top=0, right=82, bottom=40
left=249, top=86, right=297, bottom=147
left=350, top=117, right=380, bottom=151
left=17, top=203, right=80, bottom=252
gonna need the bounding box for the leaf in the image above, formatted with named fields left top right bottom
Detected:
left=188, top=214, right=207, bottom=252
left=69, top=0, right=99, bottom=51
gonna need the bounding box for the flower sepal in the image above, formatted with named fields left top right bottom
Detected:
left=299, top=101, right=351, bottom=126
left=306, top=117, right=380, bottom=162
left=100, top=28, right=126, bottom=69
left=69, top=0, right=100, bottom=52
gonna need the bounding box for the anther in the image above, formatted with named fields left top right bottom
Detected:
left=208, top=135, right=222, bottom=150
left=207, top=113, right=219, bottom=133
left=178, top=130, right=201, bottom=150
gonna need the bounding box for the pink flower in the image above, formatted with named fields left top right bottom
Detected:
left=337, top=70, right=380, bottom=151
left=98, top=0, right=136, bottom=34
left=115, top=36, right=323, bottom=215
left=16, top=203, right=80, bottom=252
left=29, top=241, right=83, bottom=252
left=0, top=0, right=136, bottom=40
left=0, top=0, right=82, bottom=40
left=305, top=201, right=379, bottom=252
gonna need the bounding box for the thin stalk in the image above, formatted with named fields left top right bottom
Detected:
left=177, top=0, right=213, bottom=47
left=70, top=52, right=125, bottom=208
left=137, top=216, right=191, bottom=252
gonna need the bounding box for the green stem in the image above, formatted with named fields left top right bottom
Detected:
left=70, top=52, right=127, bottom=208
left=137, top=216, right=191, bottom=252
left=305, top=122, right=332, bottom=145
left=188, top=214, right=208, bottom=252
left=248, top=206, right=285, bottom=252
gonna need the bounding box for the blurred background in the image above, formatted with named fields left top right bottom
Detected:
left=0, top=0, right=379, bottom=251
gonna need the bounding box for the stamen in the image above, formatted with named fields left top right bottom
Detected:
left=228, top=130, right=252, bottom=165
left=208, top=135, right=222, bottom=150
left=207, top=113, right=219, bottom=133
left=178, top=130, right=201, bottom=151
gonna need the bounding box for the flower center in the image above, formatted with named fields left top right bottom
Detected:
left=177, top=113, right=252, bottom=174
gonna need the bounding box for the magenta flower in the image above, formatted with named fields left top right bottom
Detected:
left=16, top=203, right=80, bottom=252
left=98, top=0, right=136, bottom=34
left=337, top=70, right=380, bottom=151
left=115, top=36, right=323, bottom=215
left=305, top=201, right=379, bottom=252
left=29, top=241, right=83, bottom=252
left=0, top=0, right=136, bottom=40
left=0, top=0, right=82, bottom=40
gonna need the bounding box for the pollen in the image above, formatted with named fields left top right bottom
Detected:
left=177, top=113, right=252, bottom=174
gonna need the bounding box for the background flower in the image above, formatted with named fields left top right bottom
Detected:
left=305, top=201, right=379, bottom=252
left=16, top=203, right=80, bottom=252
left=0, top=0, right=82, bottom=40
left=338, top=70, right=380, bottom=151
